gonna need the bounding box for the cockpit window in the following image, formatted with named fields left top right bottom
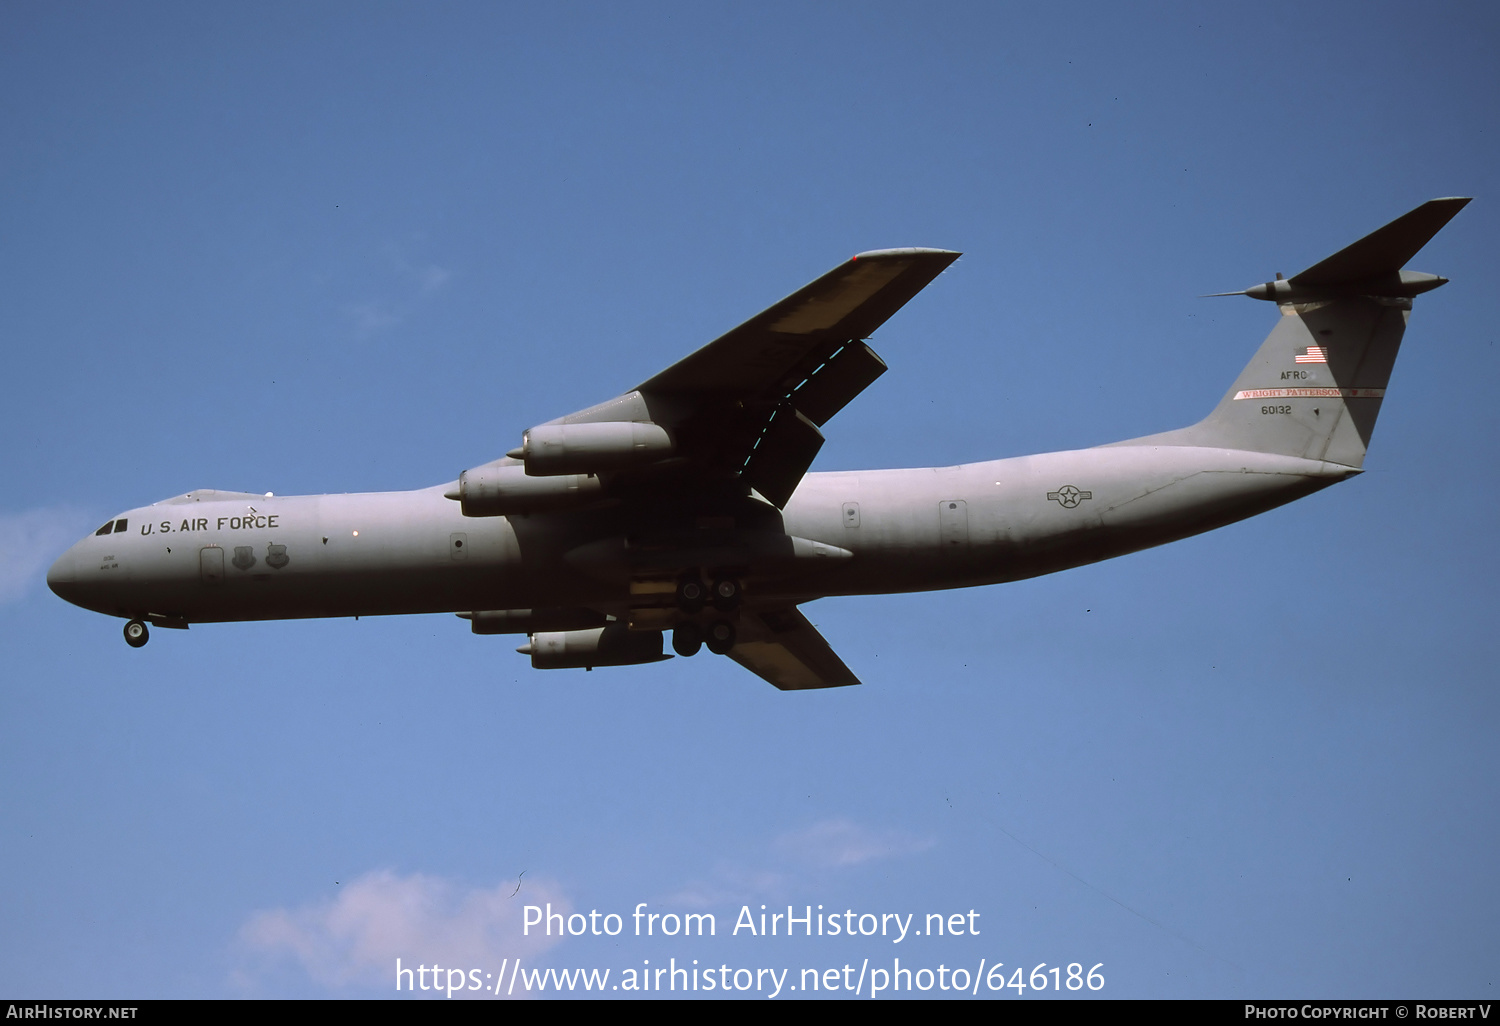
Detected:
left=95, top=522, right=115, bottom=536
left=113, top=519, right=128, bottom=533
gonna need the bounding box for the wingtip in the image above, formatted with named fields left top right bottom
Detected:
left=852, top=247, right=962, bottom=261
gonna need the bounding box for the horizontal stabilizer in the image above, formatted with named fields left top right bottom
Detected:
left=1290, top=197, right=1470, bottom=287
left=729, top=606, right=861, bottom=689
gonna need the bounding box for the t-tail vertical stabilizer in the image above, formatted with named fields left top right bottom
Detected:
left=1125, top=198, right=1469, bottom=468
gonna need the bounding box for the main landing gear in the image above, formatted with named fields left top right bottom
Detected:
left=672, top=623, right=702, bottom=657
left=672, top=619, right=737, bottom=658
left=676, top=577, right=707, bottom=613
left=704, top=620, right=736, bottom=655
left=672, top=570, right=742, bottom=658
left=124, top=619, right=149, bottom=648
left=676, top=572, right=742, bottom=614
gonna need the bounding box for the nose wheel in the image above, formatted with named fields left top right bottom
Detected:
left=124, top=619, right=149, bottom=648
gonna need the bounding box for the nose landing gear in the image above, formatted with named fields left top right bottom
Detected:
left=124, top=619, right=149, bottom=648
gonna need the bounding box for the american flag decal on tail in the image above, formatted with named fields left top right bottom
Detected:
left=1295, top=345, right=1329, bottom=364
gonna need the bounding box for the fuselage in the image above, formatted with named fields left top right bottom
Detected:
left=46, top=442, right=1355, bottom=625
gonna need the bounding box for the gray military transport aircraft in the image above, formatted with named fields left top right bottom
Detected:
left=48, top=198, right=1469, bottom=689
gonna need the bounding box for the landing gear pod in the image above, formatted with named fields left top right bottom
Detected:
left=461, top=608, right=608, bottom=634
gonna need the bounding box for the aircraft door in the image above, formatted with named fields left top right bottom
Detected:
left=200, top=546, right=224, bottom=585
left=939, top=500, right=969, bottom=553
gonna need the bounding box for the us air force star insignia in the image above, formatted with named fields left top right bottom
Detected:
left=1047, top=485, right=1092, bottom=508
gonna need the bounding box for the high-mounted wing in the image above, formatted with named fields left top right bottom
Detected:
left=640, top=248, right=960, bottom=399
left=728, top=606, right=862, bottom=690
left=518, top=248, right=960, bottom=511
left=634, top=248, right=959, bottom=507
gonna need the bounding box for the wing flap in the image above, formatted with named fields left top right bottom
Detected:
left=742, top=407, right=825, bottom=509
left=790, top=341, right=888, bottom=427
left=728, top=606, right=862, bottom=690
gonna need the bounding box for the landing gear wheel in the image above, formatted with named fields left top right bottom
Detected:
left=710, top=577, right=742, bottom=610
left=676, top=577, right=706, bottom=614
left=705, top=620, right=736, bottom=655
left=672, top=623, right=703, bottom=657
left=124, top=619, right=149, bottom=648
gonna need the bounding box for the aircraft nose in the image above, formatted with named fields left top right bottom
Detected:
left=46, top=546, right=79, bottom=603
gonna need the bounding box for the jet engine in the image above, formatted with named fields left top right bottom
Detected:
left=450, top=461, right=603, bottom=517
left=517, top=623, right=670, bottom=669
left=507, top=422, right=673, bottom=476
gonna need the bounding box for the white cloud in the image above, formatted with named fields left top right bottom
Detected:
left=341, top=244, right=452, bottom=336
left=0, top=506, right=92, bottom=604
left=415, top=264, right=451, bottom=296
left=773, top=818, right=935, bottom=868
left=659, top=865, right=789, bottom=910
left=236, top=869, right=569, bottom=995
left=662, top=818, right=935, bottom=909
left=343, top=301, right=400, bottom=336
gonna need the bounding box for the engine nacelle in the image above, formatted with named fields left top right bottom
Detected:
left=508, top=422, right=673, bottom=477
left=452, top=462, right=603, bottom=517
left=517, top=624, right=670, bottom=669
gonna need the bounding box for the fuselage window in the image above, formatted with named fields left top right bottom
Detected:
left=113, top=519, right=128, bottom=533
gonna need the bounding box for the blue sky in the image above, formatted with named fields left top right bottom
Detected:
left=2, top=1, right=1496, bottom=999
